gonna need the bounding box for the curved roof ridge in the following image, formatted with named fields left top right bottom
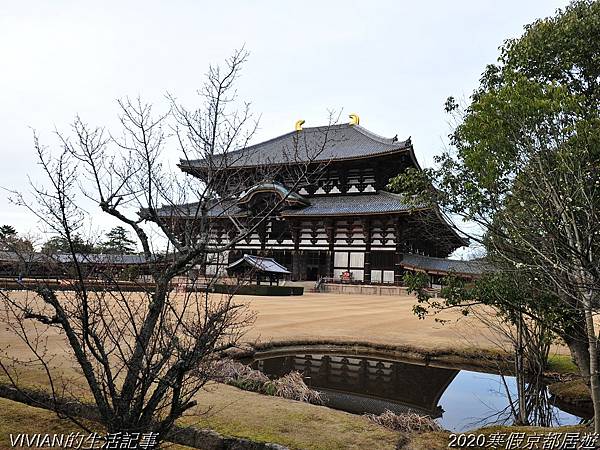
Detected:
left=352, top=125, right=408, bottom=147
left=179, top=122, right=416, bottom=169
left=179, top=123, right=350, bottom=165
left=378, top=190, right=424, bottom=205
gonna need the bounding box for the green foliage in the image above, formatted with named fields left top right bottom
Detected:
left=547, top=355, right=579, bottom=375
left=386, top=168, right=435, bottom=208
left=393, top=2, right=600, bottom=357
left=0, top=225, right=17, bottom=238
left=405, top=272, right=474, bottom=322
left=408, top=267, right=575, bottom=341
left=389, top=0, right=600, bottom=221
left=100, top=226, right=137, bottom=254
left=0, top=225, right=34, bottom=252
left=41, top=235, right=97, bottom=254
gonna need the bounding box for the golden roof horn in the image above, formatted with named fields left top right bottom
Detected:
left=295, top=119, right=305, bottom=131
left=349, top=114, right=360, bottom=126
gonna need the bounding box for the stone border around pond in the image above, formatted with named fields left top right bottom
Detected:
left=225, top=339, right=593, bottom=418
left=223, top=339, right=516, bottom=374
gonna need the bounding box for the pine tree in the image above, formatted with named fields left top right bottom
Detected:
left=100, top=226, right=137, bottom=254
left=0, top=225, right=17, bottom=238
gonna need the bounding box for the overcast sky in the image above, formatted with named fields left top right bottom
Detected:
left=0, top=0, right=569, bottom=251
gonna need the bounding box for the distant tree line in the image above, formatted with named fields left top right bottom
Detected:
left=0, top=225, right=138, bottom=255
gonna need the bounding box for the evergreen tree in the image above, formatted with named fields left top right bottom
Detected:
left=0, top=225, right=34, bottom=252
left=100, top=226, right=137, bottom=254
left=42, top=234, right=97, bottom=254
left=0, top=225, right=17, bottom=238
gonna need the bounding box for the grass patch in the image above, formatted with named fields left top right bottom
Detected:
left=213, top=359, right=323, bottom=404
left=548, top=379, right=590, bottom=402
left=182, top=383, right=400, bottom=450
left=0, top=367, right=400, bottom=450
left=413, top=424, right=589, bottom=450
left=0, top=397, right=193, bottom=450
left=547, top=354, right=579, bottom=374
left=405, top=431, right=451, bottom=450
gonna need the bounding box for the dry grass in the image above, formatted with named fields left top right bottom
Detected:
left=211, top=359, right=323, bottom=405
left=0, top=291, right=528, bottom=362
left=266, top=371, right=323, bottom=404
left=0, top=397, right=194, bottom=450
left=211, top=358, right=270, bottom=385
left=364, top=410, right=442, bottom=433
left=185, top=382, right=400, bottom=450
left=548, top=379, right=591, bottom=401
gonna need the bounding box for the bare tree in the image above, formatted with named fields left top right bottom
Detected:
left=0, top=49, right=335, bottom=446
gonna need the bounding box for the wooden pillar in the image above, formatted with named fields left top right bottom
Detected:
left=227, top=227, right=237, bottom=251
left=319, top=355, right=331, bottom=384
left=358, top=358, right=369, bottom=390
left=258, top=221, right=267, bottom=254
left=291, top=222, right=301, bottom=281
left=363, top=218, right=372, bottom=284
left=394, top=218, right=405, bottom=285
left=339, top=171, right=348, bottom=195
left=325, top=219, right=335, bottom=278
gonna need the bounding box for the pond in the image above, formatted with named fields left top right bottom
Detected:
left=251, top=352, right=585, bottom=431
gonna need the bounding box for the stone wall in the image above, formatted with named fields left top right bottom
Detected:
left=320, top=283, right=440, bottom=297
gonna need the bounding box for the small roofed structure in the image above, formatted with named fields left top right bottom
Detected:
left=227, top=254, right=290, bottom=286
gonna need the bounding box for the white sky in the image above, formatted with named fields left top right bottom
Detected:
left=0, top=0, right=569, bottom=252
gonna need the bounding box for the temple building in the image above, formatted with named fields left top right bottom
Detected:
left=160, top=116, right=471, bottom=284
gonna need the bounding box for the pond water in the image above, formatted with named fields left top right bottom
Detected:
left=251, top=353, right=585, bottom=432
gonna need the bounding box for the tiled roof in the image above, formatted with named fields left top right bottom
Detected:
left=239, top=183, right=310, bottom=206
left=0, top=251, right=154, bottom=265
left=281, top=192, right=422, bottom=216
left=180, top=124, right=412, bottom=169
left=401, top=253, right=489, bottom=276
left=227, top=254, right=290, bottom=274
left=51, top=253, right=152, bottom=265
left=147, top=200, right=243, bottom=219
left=150, top=192, right=422, bottom=219
left=0, top=251, right=46, bottom=263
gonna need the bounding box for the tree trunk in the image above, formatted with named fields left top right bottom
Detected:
left=563, top=320, right=592, bottom=381
left=584, top=301, right=600, bottom=433
left=516, top=313, right=528, bottom=425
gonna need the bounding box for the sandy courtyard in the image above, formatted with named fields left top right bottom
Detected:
left=238, top=292, right=509, bottom=352
left=0, top=290, right=568, bottom=363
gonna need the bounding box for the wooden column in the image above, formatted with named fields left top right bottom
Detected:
left=363, top=218, right=372, bottom=284
left=291, top=222, right=301, bottom=281
left=394, top=218, right=405, bottom=285
left=258, top=221, right=267, bottom=254
left=339, top=172, right=348, bottom=195
left=227, top=227, right=237, bottom=260
left=325, top=219, right=335, bottom=278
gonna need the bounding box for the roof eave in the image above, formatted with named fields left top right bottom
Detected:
left=178, top=145, right=413, bottom=172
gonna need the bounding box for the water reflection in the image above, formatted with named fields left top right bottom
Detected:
left=437, top=371, right=581, bottom=431
left=252, top=353, right=584, bottom=431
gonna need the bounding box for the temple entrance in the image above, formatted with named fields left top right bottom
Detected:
left=305, top=251, right=328, bottom=281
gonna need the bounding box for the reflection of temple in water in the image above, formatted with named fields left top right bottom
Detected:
left=254, top=354, right=459, bottom=418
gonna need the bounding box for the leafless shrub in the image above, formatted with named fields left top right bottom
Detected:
left=364, top=410, right=442, bottom=433
left=210, top=360, right=322, bottom=405
left=265, top=371, right=323, bottom=404
left=209, top=358, right=269, bottom=385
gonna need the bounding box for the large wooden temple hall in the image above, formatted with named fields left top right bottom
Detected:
left=160, top=116, right=478, bottom=284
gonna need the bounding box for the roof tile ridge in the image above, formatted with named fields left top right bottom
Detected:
left=180, top=123, right=349, bottom=165
left=352, top=125, right=410, bottom=147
